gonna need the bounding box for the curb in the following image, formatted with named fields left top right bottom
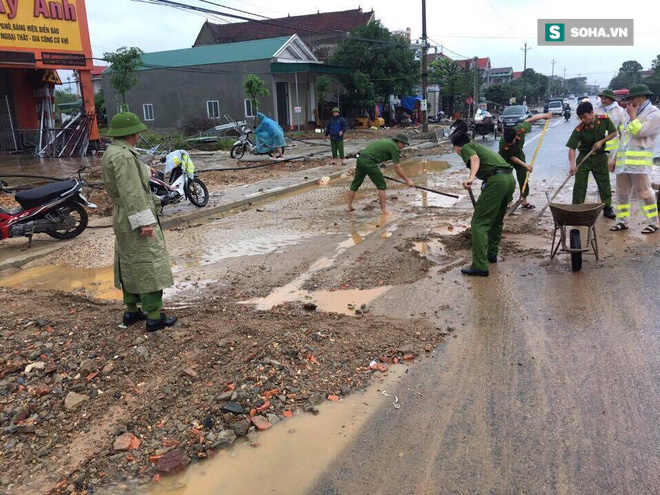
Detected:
left=160, top=140, right=446, bottom=229
left=159, top=168, right=348, bottom=229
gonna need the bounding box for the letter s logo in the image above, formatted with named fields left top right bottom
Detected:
left=549, top=25, right=561, bottom=39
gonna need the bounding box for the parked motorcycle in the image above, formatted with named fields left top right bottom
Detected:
left=230, top=123, right=285, bottom=159
left=151, top=151, right=209, bottom=208
left=0, top=176, right=96, bottom=246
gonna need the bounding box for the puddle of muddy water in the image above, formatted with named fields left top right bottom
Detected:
left=412, top=239, right=447, bottom=258
left=248, top=285, right=391, bottom=316
left=0, top=265, right=122, bottom=299
left=147, top=369, right=404, bottom=495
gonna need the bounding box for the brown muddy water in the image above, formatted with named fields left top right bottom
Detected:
left=145, top=369, right=405, bottom=495
left=0, top=157, right=457, bottom=304
left=0, top=265, right=121, bottom=299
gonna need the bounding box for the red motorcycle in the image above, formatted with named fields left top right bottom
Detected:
left=0, top=177, right=96, bottom=246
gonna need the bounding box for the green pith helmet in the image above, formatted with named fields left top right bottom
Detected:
left=392, top=134, right=410, bottom=145
left=598, top=89, right=616, bottom=100
left=107, top=112, right=148, bottom=137
left=627, top=84, right=653, bottom=98
left=332, top=107, right=340, bottom=113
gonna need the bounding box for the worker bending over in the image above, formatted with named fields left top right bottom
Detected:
left=452, top=132, right=516, bottom=277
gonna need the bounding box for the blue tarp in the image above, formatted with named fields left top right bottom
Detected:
left=254, top=113, right=286, bottom=153
left=401, top=96, right=421, bottom=113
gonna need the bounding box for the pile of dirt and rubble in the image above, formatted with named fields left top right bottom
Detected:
left=0, top=288, right=447, bottom=494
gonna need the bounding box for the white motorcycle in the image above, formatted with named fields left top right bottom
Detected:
left=151, top=150, right=209, bottom=208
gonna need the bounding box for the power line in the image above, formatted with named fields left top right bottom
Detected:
left=482, top=0, right=516, bottom=35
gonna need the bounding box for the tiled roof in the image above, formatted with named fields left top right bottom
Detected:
left=456, top=57, right=490, bottom=69
left=198, top=8, right=374, bottom=45
left=135, top=37, right=292, bottom=70
left=512, top=71, right=523, bottom=78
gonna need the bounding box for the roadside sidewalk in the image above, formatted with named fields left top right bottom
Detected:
left=0, top=139, right=444, bottom=271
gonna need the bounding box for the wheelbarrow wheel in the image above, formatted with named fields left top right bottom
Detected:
left=570, top=228, right=582, bottom=272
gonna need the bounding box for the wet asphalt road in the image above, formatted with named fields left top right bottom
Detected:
left=310, top=114, right=660, bottom=494
left=313, top=251, right=660, bottom=495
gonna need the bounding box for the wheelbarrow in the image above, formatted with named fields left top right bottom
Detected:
left=548, top=202, right=604, bottom=271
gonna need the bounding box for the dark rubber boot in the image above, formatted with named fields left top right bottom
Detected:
left=146, top=314, right=178, bottom=332
left=487, top=254, right=498, bottom=263
left=461, top=267, right=489, bottom=277
left=123, top=311, right=147, bottom=326
left=603, top=206, right=616, bottom=219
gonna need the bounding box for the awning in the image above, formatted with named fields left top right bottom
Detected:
left=270, top=62, right=352, bottom=75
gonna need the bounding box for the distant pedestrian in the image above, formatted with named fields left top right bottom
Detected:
left=610, top=84, right=660, bottom=234
left=101, top=112, right=178, bottom=332
left=566, top=101, right=617, bottom=219
left=498, top=112, right=553, bottom=209
left=347, top=134, right=414, bottom=214
left=452, top=132, right=515, bottom=277
left=325, top=107, right=348, bottom=165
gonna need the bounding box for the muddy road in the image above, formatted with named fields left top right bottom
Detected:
left=1, top=118, right=659, bottom=494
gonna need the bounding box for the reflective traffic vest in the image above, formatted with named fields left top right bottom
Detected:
left=619, top=102, right=660, bottom=172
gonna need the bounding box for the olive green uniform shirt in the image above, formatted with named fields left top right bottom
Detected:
left=499, top=121, right=531, bottom=164
left=359, top=139, right=401, bottom=164
left=566, top=115, right=616, bottom=160
left=460, top=142, right=512, bottom=181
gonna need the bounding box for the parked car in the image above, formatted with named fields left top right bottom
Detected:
left=498, top=105, right=532, bottom=131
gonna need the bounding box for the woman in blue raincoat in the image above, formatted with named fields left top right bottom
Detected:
left=254, top=113, right=286, bottom=158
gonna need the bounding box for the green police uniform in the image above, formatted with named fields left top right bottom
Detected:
left=461, top=143, right=516, bottom=272
left=499, top=121, right=531, bottom=197
left=350, top=138, right=401, bottom=191
left=565, top=115, right=616, bottom=207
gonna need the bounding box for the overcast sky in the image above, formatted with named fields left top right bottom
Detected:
left=87, top=0, right=660, bottom=86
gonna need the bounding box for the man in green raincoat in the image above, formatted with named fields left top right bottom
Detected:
left=101, top=112, right=178, bottom=332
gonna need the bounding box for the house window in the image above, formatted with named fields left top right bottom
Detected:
left=143, top=104, right=154, bottom=122
left=206, top=100, right=220, bottom=119
left=244, top=99, right=255, bottom=118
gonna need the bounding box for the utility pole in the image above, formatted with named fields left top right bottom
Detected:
left=421, top=0, right=428, bottom=132
left=521, top=42, right=530, bottom=104
left=550, top=59, right=556, bottom=97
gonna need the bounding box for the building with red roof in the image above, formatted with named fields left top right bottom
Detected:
left=193, top=8, right=375, bottom=61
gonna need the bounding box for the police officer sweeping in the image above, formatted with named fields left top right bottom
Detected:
left=101, top=112, right=179, bottom=332
left=451, top=132, right=516, bottom=277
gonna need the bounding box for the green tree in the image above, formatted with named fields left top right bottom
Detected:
left=94, top=88, right=107, bottom=125
left=609, top=60, right=643, bottom=89
left=652, top=54, right=660, bottom=72
left=55, top=88, right=78, bottom=106
left=484, top=84, right=513, bottom=107
left=314, top=75, right=331, bottom=111
left=332, top=20, right=420, bottom=109
left=343, top=71, right=378, bottom=113
left=243, top=73, right=269, bottom=122
left=103, top=46, right=144, bottom=108
left=429, top=59, right=474, bottom=116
